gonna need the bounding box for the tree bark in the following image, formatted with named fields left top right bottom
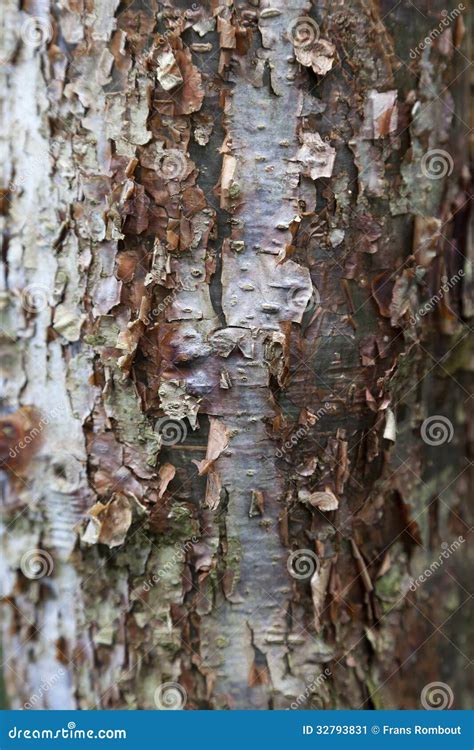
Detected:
left=0, top=0, right=472, bottom=710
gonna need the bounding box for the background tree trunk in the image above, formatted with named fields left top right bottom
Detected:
left=0, top=0, right=471, bottom=710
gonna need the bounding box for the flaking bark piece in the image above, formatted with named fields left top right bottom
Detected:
left=217, top=16, right=236, bottom=49
left=294, top=133, right=336, bottom=180
left=349, top=140, right=385, bottom=196
left=158, top=463, right=176, bottom=498
left=361, top=90, right=398, bottom=139
left=295, top=456, right=318, bottom=477
left=219, top=370, right=232, bottom=389
left=81, top=494, right=132, bottom=548
left=371, top=271, right=394, bottom=318
left=353, top=212, right=382, bottom=254
left=389, top=269, right=417, bottom=326
left=203, top=467, right=222, bottom=511
left=0, top=407, right=43, bottom=476
left=155, top=44, right=183, bottom=91
left=120, top=182, right=150, bottom=235
left=193, top=417, right=229, bottom=475
left=153, top=39, right=204, bottom=116
left=350, top=539, right=373, bottom=593
left=193, top=113, right=214, bottom=146
left=383, top=408, right=397, bottom=442
left=264, top=330, right=289, bottom=387
left=219, top=154, right=237, bottom=209
left=359, top=335, right=377, bottom=366
left=158, top=380, right=201, bottom=430
left=412, top=216, right=441, bottom=268
left=294, top=39, right=336, bottom=76
left=299, top=487, right=339, bottom=511
left=209, top=327, right=252, bottom=358
left=249, top=489, right=265, bottom=518
left=310, top=563, right=331, bottom=632
left=116, top=319, right=144, bottom=374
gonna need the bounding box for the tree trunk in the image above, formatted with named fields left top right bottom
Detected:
left=0, top=0, right=471, bottom=710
